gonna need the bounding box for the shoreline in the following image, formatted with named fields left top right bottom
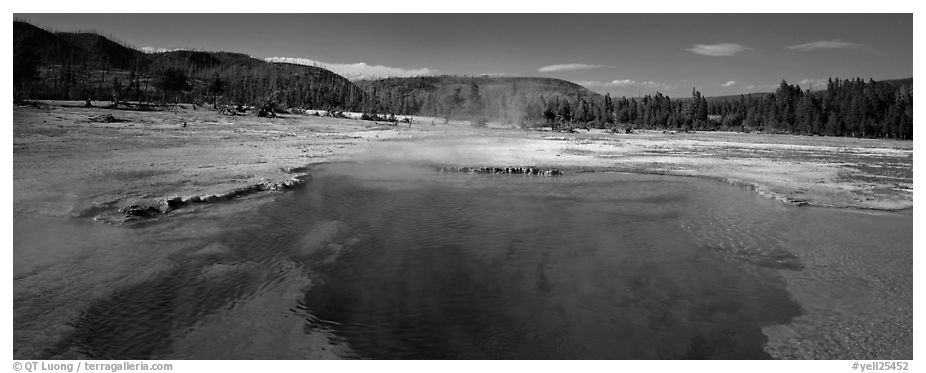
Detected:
left=14, top=101, right=912, bottom=224
left=73, top=163, right=917, bottom=226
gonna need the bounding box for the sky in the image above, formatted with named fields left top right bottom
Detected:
left=17, top=13, right=913, bottom=98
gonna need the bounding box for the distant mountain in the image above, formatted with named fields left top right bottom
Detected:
left=704, top=78, right=912, bottom=102
left=355, top=76, right=602, bottom=121
left=13, top=20, right=371, bottom=110
left=882, top=77, right=913, bottom=90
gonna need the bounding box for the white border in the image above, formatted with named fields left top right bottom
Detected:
left=5, top=5, right=921, bottom=372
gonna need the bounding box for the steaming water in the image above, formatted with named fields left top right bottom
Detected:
left=14, top=163, right=912, bottom=359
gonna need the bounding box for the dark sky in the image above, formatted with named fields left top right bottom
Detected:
left=18, top=13, right=913, bottom=97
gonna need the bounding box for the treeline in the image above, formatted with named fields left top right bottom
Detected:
left=710, top=79, right=913, bottom=139
left=531, top=78, right=913, bottom=140
left=13, top=21, right=371, bottom=111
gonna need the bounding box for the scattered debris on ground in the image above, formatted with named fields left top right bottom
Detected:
left=88, top=114, right=129, bottom=123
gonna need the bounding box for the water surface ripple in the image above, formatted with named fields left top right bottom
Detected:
left=16, top=162, right=911, bottom=359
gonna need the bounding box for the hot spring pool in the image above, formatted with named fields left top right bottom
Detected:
left=15, top=162, right=912, bottom=359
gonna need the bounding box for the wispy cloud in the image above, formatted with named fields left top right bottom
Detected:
left=786, top=40, right=860, bottom=52
left=686, top=43, right=752, bottom=57
left=578, top=79, right=677, bottom=91
left=266, top=56, right=436, bottom=80
left=581, top=79, right=636, bottom=87
left=721, top=80, right=736, bottom=87
left=538, top=63, right=604, bottom=73
left=796, top=78, right=828, bottom=89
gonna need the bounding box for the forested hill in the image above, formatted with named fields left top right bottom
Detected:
left=355, top=76, right=602, bottom=123
left=13, top=20, right=371, bottom=110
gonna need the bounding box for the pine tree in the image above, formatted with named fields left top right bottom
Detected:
left=154, top=68, right=192, bottom=104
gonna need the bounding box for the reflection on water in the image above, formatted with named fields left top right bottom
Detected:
left=14, top=162, right=912, bottom=359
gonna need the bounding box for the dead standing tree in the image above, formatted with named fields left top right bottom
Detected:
left=208, top=74, right=226, bottom=109
left=110, top=77, right=122, bottom=108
